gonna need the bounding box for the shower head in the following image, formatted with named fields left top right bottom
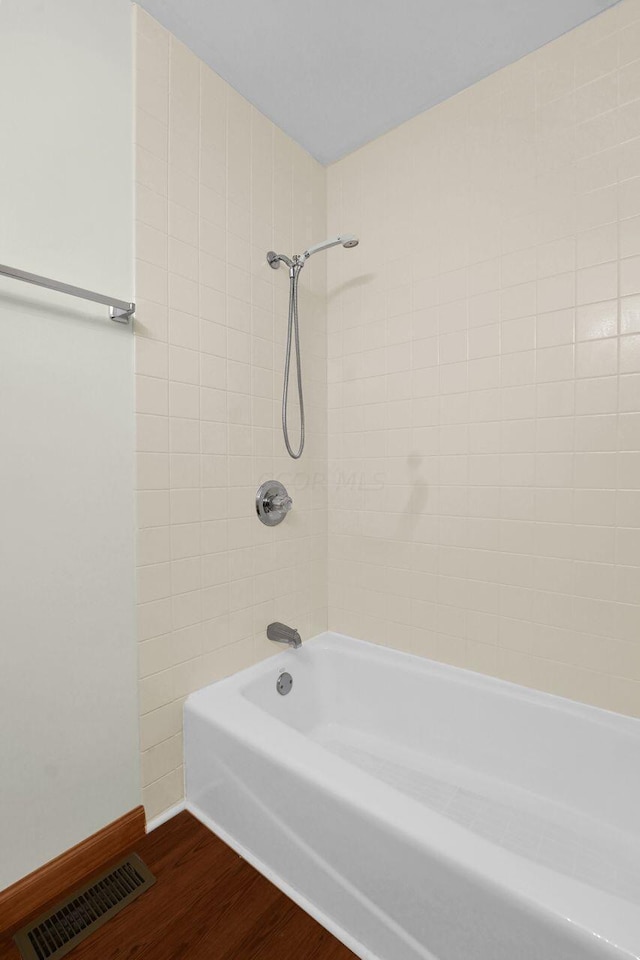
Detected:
left=267, top=234, right=359, bottom=272
left=300, top=234, right=359, bottom=261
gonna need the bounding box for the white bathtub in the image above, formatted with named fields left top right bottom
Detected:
left=184, top=632, right=640, bottom=960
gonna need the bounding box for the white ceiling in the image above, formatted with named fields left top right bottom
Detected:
left=139, top=0, right=619, bottom=165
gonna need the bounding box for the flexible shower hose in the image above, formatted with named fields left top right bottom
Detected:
left=282, top=264, right=305, bottom=459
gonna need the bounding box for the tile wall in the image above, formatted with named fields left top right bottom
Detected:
left=326, top=0, right=640, bottom=717
left=134, top=7, right=327, bottom=819
left=134, top=0, right=640, bottom=821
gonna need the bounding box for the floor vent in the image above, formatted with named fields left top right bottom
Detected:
left=14, top=854, right=155, bottom=960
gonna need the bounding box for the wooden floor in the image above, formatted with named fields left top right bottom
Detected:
left=0, top=811, right=356, bottom=960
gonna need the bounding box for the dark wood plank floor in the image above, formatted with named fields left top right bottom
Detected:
left=0, top=811, right=356, bottom=960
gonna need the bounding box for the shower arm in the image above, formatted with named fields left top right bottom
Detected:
left=267, top=251, right=297, bottom=273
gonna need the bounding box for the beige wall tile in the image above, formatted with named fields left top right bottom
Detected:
left=134, top=8, right=327, bottom=820
left=327, top=2, right=640, bottom=722
left=135, top=1, right=640, bottom=827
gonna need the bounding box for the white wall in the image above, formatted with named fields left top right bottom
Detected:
left=0, top=0, right=140, bottom=888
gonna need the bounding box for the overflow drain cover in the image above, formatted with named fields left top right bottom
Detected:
left=277, top=672, right=293, bottom=695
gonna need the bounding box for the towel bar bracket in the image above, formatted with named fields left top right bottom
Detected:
left=110, top=304, right=136, bottom=323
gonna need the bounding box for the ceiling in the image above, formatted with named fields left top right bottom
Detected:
left=139, top=0, right=620, bottom=165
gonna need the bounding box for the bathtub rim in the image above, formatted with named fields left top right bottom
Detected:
left=189, top=631, right=640, bottom=737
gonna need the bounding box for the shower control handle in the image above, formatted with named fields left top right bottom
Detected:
left=271, top=494, right=292, bottom=513
left=256, top=480, right=293, bottom=526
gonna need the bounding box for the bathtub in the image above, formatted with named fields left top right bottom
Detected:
left=184, top=632, right=640, bottom=960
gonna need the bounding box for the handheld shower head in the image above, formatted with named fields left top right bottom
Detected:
left=267, top=234, right=359, bottom=271
left=300, top=234, right=359, bottom=261
left=266, top=230, right=359, bottom=460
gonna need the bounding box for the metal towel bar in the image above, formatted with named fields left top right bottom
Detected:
left=0, top=262, right=135, bottom=322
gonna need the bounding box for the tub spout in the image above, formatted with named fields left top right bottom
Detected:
left=267, top=622, right=302, bottom=649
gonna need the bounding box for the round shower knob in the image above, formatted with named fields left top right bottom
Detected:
left=256, top=480, right=293, bottom=526
left=271, top=494, right=292, bottom=513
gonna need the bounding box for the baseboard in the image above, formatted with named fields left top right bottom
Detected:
left=0, top=805, right=146, bottom=935
left=146, top=801, right=186, bottom=833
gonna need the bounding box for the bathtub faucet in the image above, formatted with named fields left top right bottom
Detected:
left=267, top=622, right=302, bottom=649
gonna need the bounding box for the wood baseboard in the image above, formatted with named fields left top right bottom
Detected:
left=0, top=806, right=146, bottom=935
